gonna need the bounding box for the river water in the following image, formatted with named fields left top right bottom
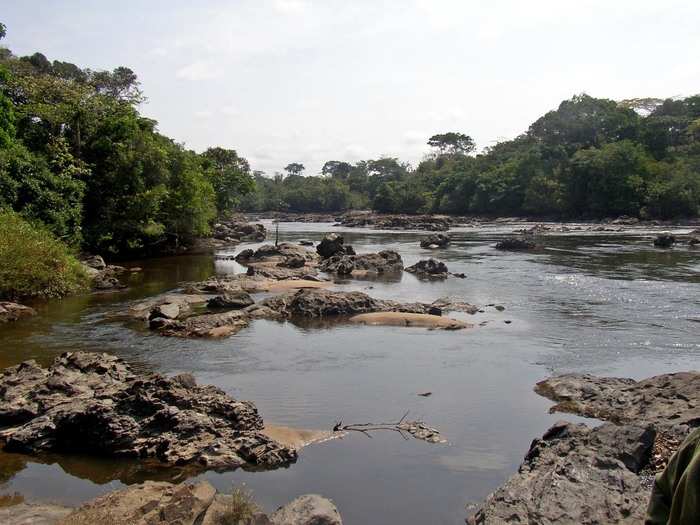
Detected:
left=1, top=221, right=699, bottom=524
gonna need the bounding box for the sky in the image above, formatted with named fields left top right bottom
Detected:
left=3, top=0, right=700, bottom=175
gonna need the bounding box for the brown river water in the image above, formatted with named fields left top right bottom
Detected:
left=1, top=221, right=699, bottom=524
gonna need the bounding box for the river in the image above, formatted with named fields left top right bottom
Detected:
left=1, top=221, right=699, bottom=524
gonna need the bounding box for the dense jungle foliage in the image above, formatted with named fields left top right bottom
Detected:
left=0, top=23, right=253, bottom=257
left=243, top=99, right=700, bottom=219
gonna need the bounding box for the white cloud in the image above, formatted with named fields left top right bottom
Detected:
left=273, top=0, right=311, bottom=14
left=194, top=110, right=213, bottom=119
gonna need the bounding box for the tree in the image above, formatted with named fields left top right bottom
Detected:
left=0, top=22, right=6, bottom=40
left=284, top=162, right=305, bottom=176
left=321, top=160, right=352, bottom=179
left=201, top=147, right=254, bottom=216
left=427, top=132, right=476, bottom=155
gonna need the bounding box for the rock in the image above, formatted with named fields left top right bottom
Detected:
left=235, top=248, right=255, bottom=262
left=270, top=494, right=343, bottom=525
left=689, top=236, right=700, bottom=246
left=466, top=422, right=654, bottom=525
left=62, top=480, right=216, bottom=525
left=431, top=297, right=479, bottom=314
left=611, top=215, right=640, bottom=225
left=299, top=240, right=314, bottom=246
left=654, top=233, right=676, bottom=248
left=338, top=213, right=452, bottom=231
left=316, top=233, right=348, bottom=259
left=495, top=237, right=538, bottom=251
left=319, top=250, right=404, bottom=275
left=213, top=220, right=266, bottom=243
left=349, top=312, right=470, bottom=330
left=207, top=291, right=255, bottom=310
left=0, top=352, right=296, bottom=472
left=80, top=254, right=106, bottom=270
left=534, top=371, right=700, bottom=435
left=125, top=294, right=209, bottom=321
left=0, top=302, right=36, bottom=323
left=278, top=254, right=306, bottom=269
left=405, top=258, right=448, bottom=278
left=420, top=233, right=450, bottom=249
left=149, top=302, right=181, bottom=320
left=0, top=502, right=72, bottom=524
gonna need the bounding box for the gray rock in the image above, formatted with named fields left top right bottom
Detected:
left=270, top=494, right=343, bottom=525
left=149, top=302, right=181, bottom=320
left=495, top=237, right=538, bottom=251
left=81, top=254, right=106, bottom=270
left=207, top=291, right=255, bottom=310
left=319, top=250, right=403, bottom=275
left=467, top=422, right=654, bottom=525
left=420, top=233, right=450, bottom=249
left=0, top=352, right=296, bottom=473
left=316, top=233, right=347, bottom=259
left=405, top=258, right=448, bottom=278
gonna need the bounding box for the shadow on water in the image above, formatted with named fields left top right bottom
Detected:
left=0, top=222, right=699, bottom=523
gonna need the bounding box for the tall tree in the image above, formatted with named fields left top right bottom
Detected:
left=284, top=162, right=305, bottom=176
left=427, top=132, right=476, bottom=155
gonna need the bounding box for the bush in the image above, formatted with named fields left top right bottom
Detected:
left=0, top=210, right=88, bottom=299
left=217, top=486, right=260, bottom=525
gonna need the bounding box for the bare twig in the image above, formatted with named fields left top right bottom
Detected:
left=333, top=411, right=446, bottom=444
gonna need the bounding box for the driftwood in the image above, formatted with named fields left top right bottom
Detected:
left=333, top=411, right=446, bottom=444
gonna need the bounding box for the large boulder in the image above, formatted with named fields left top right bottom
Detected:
left=270, top=494, right=343, bottom=525
left=419, top=233, right=450, bottom=249
left=316, top=233, right=348, bottom=259
left=405, top=258, right=449, bottom=278
left=207, top=291, right=255, bottom=310
left=467, top=422, right=654, bottom=524
left=0, top=302, right=36, bottom=323
left=0, top=352, right=296, bottom=472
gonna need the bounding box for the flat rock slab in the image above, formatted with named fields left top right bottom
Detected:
left=60, top=480, right=215, bottom=525
left=467, top=422, right=655, bottom=525
left=535, top=372, right=700, bottom=433
left=270, top=494, right=343, bottom=525
left=0, top=352, right=295, bottom=473
left=0, top=502, right=72, bottom=525
left=349, top=312, right=470, bottom=330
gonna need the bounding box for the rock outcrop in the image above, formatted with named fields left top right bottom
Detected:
left=405, top=258, right=449, bottom=278
left=54, top=481, right=343, bottom=525
left=235, top=243, right=319, bottom=279
left=319, top=250, right=404, bottom=275
left=316, top=233, right=353, bottom=259
left=420, top=233, right=450, bottom=249
left=213, top=220, right=266, bottom=243
left=495, top=237, right=539, bottom=251
left=0, top=302, right=36, bottom=323
left=467, top=422, right=654, bottom=525
left=0, top=352, right=296, bottom=473
left=468, top=371, right=700, bottom=524
left=338, top=214, right=452, bottom=231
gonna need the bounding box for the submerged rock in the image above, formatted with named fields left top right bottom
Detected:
left=405, top=258, right=449, bottom=278
left=494, top=237, right=538, bottom=251
left=0, top=302, right=36, bottom=323
left=0, top=352, right=296, bottom=472
left=349, top=312, right=470, bottom=330
left=466, top=422, right=654, bottom=525
left=653, top=233, right=676, bottom=248
left=419, top=233, right=450, bottom=249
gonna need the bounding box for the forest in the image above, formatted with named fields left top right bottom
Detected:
left=244, top=98, right=700, bottom=219
left=1, top=19, right=699, bottom=269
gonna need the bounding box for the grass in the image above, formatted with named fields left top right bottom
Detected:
left=0, top=210, right=88, bottom=300
left=217, top=486, right=260, bottom=525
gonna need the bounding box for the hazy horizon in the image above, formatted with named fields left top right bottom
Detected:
left=4, top=0, right=699, bottom=175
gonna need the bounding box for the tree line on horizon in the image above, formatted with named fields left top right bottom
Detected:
left=1, top=20, right=699, bottom=265
left=244, top=97, right=700, bottom=219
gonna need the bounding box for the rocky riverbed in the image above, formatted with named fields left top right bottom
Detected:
left=467, top=371, right=700, bottom=524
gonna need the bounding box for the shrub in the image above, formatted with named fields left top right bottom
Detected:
left=217, top=486, right=260, bottom=525
left=0, top=210, right=88, bottom=299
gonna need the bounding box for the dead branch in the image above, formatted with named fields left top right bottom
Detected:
left=333, top=411, right=446, bottom=444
